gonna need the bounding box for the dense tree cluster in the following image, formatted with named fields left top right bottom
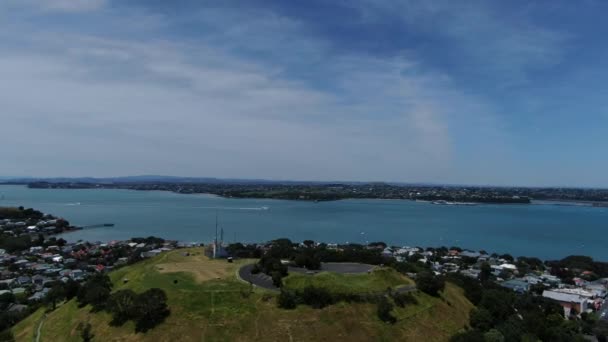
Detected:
left=0, top=207, right=44, bottom=220
left=75, top=274, right=170, bottom=333
left=547, top=255, right=608, bottom=280
left=107, top=288, right=170, bottom=333
left=449, top=274, right=595, bottom=341
left=415, top=271, right=445, bottom=296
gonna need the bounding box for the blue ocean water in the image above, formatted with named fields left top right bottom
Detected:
left=1, top=185, right=606, bottom=260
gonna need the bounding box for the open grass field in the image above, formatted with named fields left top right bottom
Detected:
left=13, top=248, right=473, bottom=342
left=283, top=268, right=413, bottom=295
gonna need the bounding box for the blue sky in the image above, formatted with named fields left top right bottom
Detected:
left=1, top=0, right=607, bottom=186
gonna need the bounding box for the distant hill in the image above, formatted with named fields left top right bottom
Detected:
left=0, top=175, right=354, bottom=185
left=13, top=248, right=473, bottom=341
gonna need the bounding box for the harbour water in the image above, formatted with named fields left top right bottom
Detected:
left=1, top=185, right=607, bottom=260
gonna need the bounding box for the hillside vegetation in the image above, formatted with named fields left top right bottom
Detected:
left=13, top=248, right=473, bottom=341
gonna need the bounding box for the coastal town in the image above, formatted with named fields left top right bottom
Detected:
left=2, top=206, right=608, bottom=340
left=14, top=178, right=608, bottom=204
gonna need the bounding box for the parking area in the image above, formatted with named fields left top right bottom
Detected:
left=289, top=262, right=375, bottom=274
left=238, top=263, right=279, bottom=291
left=238, top=262, right=377, bottom=291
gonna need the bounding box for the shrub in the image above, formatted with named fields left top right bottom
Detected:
left=300, top=286, right=333, bottom=309
left=415, top=271, right=445, bottom=296
left=377, top=296, right=396, bottom=324
left=277, top=290, right=297, bottom=309
left=391, top=292, right=417, bottom=307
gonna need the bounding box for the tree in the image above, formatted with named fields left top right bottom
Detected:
left=46, top=284, right=66, bottom=310
left=0, top=329, right=15, bottom=342
left=271, top=271, right=283, bottom=288
left=0, top=293, right=16, bottom=311
left=107, top=290, right=138, bottom=326
left=594, top=320, right=608, bottom=342
left=303, top=240, right=315, bottom=248
left=77, top=274, right=112, bottom=310
left=479, top=290, right=514, bottom=323
left=415, top=271, right=445, bottom=296
left=134, top=288, right=170, bottom=333
left=64, top=279, right=81, bottom=300
left=484, top=329, right=505, bottom=342
left=377, top=296, right=396, bottom=324
left=79, top=286, right=110, bottom=312
left=470, top=308, right=493, bottom=332
left=480, top=262, right=492, bottom=282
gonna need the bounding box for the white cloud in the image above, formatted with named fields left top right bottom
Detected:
left=0, top=2, right=519, bottom=184
left=352, top=0, right=568, bottom=87
left=18, top=0, right=107, bottom=12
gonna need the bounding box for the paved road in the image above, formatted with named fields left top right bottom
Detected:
left=239, top=263, right=279, bottom=291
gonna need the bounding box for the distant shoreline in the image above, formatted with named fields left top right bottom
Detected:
left=0, top=182, right=608, bottom=208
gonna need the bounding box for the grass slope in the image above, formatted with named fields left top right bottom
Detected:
left=13, top=248, right=473, bottom=342
left=283, top=268, right=413, bottom=295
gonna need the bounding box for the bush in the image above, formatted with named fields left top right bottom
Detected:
left=391, top=292, right=417, bottom=308
left=377, top=296, right=396, bottom=324
left=300, top=286, right=333, bottom=309
left=77, top=322, right=94, bottom=342
left=415, top=271, right=445, bottom=296
left=271, top=271, right=283, bottom=288
left=277, top=290, right=297, bottom=309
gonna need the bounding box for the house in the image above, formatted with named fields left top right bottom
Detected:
left=29, top=246, right=43, bottom=254
left=28, top=288, right=50, bottom=301
left=7, top=303, right=28, bottom=313
left=460, top=251, right=481, bottom=259
left=327, top=243, right=338, bottom=250
left=522, top=274, right=542, bottom=285
left=381, top=247, right=394, bottom=258
left=0, top=278, right=16, bottom=288
left=461, top=269, right=481, bottom=279
left=585, top=282, right=607, bottom=297
left=32, top=275, right=46, bottom=285
left=16, top=276, right=31, bottom=286
left=542, top=290, right=589, bottom=317
left=70, top=269, right=85, bottom=280
left=141, top=249, right=163, bottom=258
left=500, top=279, right=530, bottom=293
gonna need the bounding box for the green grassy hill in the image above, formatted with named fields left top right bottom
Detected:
left=13, top=248, right=474, bottom=341
left=283, top=268, right=413, bottom=295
